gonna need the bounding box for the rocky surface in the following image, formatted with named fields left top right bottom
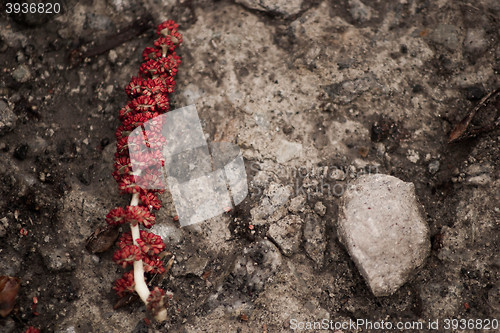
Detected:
left=0, top=0, right=498, bottom=332
left=338, top=174, right=430, bottom=296
left=235, top=0, right=305, bottom=17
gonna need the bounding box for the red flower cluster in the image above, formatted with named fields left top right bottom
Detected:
left=106, top=20, right=182, bottom=313
left=24, top=327, right=40, bottom=333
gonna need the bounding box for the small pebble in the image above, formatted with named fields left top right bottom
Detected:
left=330, top=168, right=346, bottom=181
left=467, top=174, right=491, bottom=186
left=314, top=201, right=327, bottom=216
left=108, top=50, right=118, bottom=63
left=41, top=248, right=75, bottom=272
left=428, top=160, right=440, bottom=174
left=0, top=217, right=8, bottom=237
left=12, top=64, right=31, bottom=83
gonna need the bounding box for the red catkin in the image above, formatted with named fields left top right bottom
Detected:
left=105, top=20, right=182, bottom=319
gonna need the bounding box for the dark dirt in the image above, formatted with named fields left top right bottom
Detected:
left=0, top=0, right=499, bottom=332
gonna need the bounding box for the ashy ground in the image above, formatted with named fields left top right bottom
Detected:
left=0, top=0, right=499, bottom=332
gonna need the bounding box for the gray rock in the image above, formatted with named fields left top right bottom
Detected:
left=85, top=13, right=113, bottom=31
left=288, top=195, right=307, bottom=214
left=463, top=28, right=488, bottom=55
left=108, top=50, right=118, bottom=63
left=314, top=201, right=327, bottom=216
left=467, top=174, right=491, bottom=186
left=232, top=240, right=282, bottom=293
left=323, top=74, right=380, bottom=104
left=275, top=139, right=302, bottom=164
left=337, top=174, right=430, bottom=296
left=330, top=168, right=346, bottom=181
left=41, top=248, right=76, bottom=272
left=428, top=160, right=440, bottom=174
left=466, top=163, right=493, bottom=176
left=429, top=24, right=460, bottom=50
left=348, top=0, right=373, bottom=23
left=303, top=214, right=326, bottom=267
left=150, top=222, right=184, bottom=246
left=0, top=29, right=27, bottom=49
left=0, top=100, right=17, bottom=136
left=108, top=0, right=134, bottom=11
left=268, top=215, right=302, bottom=256
left=235, top=0, right=304, bottom=17
left=183, top=256, right=209, bottom=276
left=251, top=182, right=292, bottom=223
left=0, top=217, right=8, bottom=237
left=12, top=64, right=31, bottom=83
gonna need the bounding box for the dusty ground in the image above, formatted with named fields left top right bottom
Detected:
left=0, top=0, right=499, bottom=332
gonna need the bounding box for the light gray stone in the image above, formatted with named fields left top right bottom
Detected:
left=463, top=28, right=488, bottom=55
left=268, top=215, right=302, bottom=256
left=330, top=168, right=346, bottom=181
left=150, top=222, right=184, bottom=246
left=0, top=217, right=8, bottom=237
left=85, top=13, right=113, bottom=31
left=314, top=201, right=326, bottom=216
left=12, top=64, right=31, bottom=83
left=467, top=174, right=491, bottom=186
left=429, top=24, right=460, bottom=50
left=235, top=0, right=304, bottom=17
left=348, top=0, right=373, bottom=23
left=288, top=195, right=306, bottom=214
left=183, top=256, right=209, bottom=277
left=337, top=174, right=430, bottom=296
left=323, top=74, right=380, bottom=104
left=0, top=100, right=17, bottom=136
left=428, top=160, right=440, bottom=174
left=303, top=214, right=326, bottom=267
left=275, top=139, right=302, bottom=164
left=251, top=182, right=292, bottom=223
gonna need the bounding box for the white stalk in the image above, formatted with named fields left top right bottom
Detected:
left=129, top=193, right=150, bottom=304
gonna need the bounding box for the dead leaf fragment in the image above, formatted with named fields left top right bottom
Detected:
left=85, top=225, right=120, bottom=253
left=0, top=276, right=20, bottom=317
left=449, top=88, right=500, bottom=143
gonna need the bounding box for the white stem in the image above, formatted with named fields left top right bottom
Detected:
left=130, top=193, right=150, bottom=304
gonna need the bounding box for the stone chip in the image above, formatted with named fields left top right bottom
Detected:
left=337, top=174, right=430, bottom=296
